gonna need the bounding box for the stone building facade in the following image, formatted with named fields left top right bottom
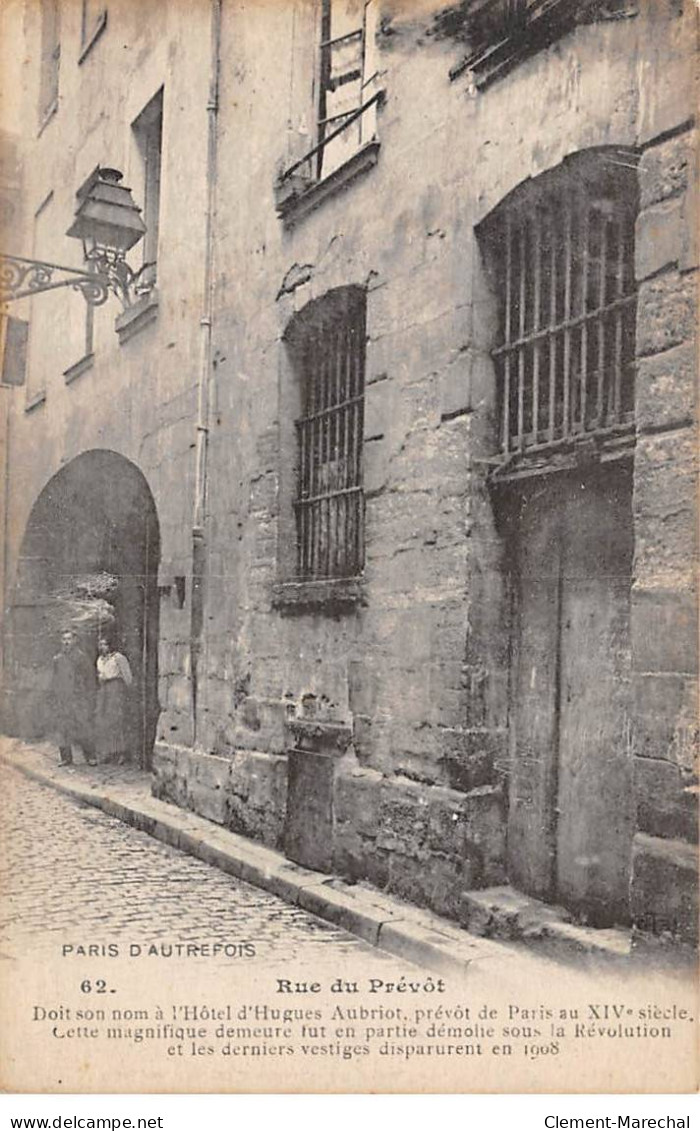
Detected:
left=2, top=0, right=697, bottom=942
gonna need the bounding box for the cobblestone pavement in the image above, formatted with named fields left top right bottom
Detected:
left=0, top=766, right=405, bottom=972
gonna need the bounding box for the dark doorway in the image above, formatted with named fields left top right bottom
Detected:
left=505, top=463, right=634, bottom=926
left=5, top=450, right=160, bottom=767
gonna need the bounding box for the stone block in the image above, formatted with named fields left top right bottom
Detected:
left=151, top=742, right=191, bottom=809
left=634, top=756, right=697, bottom=843
left=440, top=727, right=503, bottom=792
left=631, top=589, right=698, bottom=675
left=166, top=675, right=192, bottom=713
left=385, top=851, right=470, bottom=920
left=363, top=378, right=393, bottom=441
left=376, top=778, right=429, bottom=857
left=636, top=12, right=695, bottom=149
left=632, top=672, right=698, bottom=764
left=235, top=696, right=289, bottom=753
left=633, top=430, right=697, bottom=592
left=461, top=785, right=507, bottom=886
left=635, top=342, right=696, bottom=432
left=636, top=272, right=695, bottom=358
left=333, top=766, right=382, bottom=837
left=680, top=182, right=698, bottom=271
left=630, top=832, right=698, bottom=944
left=184, top=751, right=231, bottom=825
left=439, top=355, right=470, bottom=420
left=351, top=713, right=374, bottom=766
left=639, top=129, right=696, bottom=209
left=332, top=826, right=371, bottom=883
left=635, top=198, right=685, bottom=281
left=363, top=435, right=390, bottom=495
left=222, top=748, right=288, bottom=848
left=347, top=661, right=379, bottom=717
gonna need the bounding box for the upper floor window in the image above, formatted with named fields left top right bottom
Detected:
left=448, top=0, right=637, bottom=88
left=39, top=0, right=60, bottom=127
left=287, top=288, right=367, bottom=581
left=132, top=88, right=163, bottom=293
left=275, top=0, right=382, bottom=221
left=317, top=0, right=379, bottom=180
left=480, top=150, right=638, bottom=473
left=79, top=0, right=107, bottom=62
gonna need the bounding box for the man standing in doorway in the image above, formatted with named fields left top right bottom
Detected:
left=51, top=630, right=97, bottom=766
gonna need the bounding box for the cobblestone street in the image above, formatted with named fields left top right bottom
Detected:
left=0, top=765, right=405, bottom=972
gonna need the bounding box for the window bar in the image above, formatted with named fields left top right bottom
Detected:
left=562, top=194, right=573, bottom=439
left=517, top=219, right=526, bottom=449
left=297, top=347, right=305, bottom=577
left=346, top=321, right=355, bottom=574
left=333, top=325, right=343, bottom=577
left=321, top=333, right=330, bottom=578
left=337, top=324, right=346, bottom=576
left=297, top=365, right=307, bottom=578
left=596, top=208, right=608, bottom=426
left=317, top=0, right=333, bottom=180
left=613, top=210, right=625, bottom=422
left=351, top=324, right=361, bottom=573
left=355, top=318, right=365, bottom=573
left=532, top=206, right=542, bottom=442
left=502, top=211, right=513, bottom=454
left=548, top=201, right=558, bottom=444
left=579, top=194, right=590, bottom=431
left=319, top=26, right=363, bottom=50
left=312, top=332, right=322, bottom=577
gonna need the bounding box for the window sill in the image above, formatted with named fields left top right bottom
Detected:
left=276, top=140, right=381, bottom=227
left=488, top=425, right=636, bottom=485
left=272, top=576, right=365, bottom=612
left=115, top=289, right=159, bottom=345
left=63, top=352, right=94, bottom=384
left=25, top=389, right=47, bottom=414
left=78, top=9, right=108, bottom=65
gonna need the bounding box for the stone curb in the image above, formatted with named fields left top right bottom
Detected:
left=2, top=746, right=498, bottom=980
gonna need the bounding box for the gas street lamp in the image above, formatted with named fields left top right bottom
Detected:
left=0, top=167, right=147, bottom=311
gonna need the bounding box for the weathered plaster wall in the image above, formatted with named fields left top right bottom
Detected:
left=2, top=0, right=213, bottom=746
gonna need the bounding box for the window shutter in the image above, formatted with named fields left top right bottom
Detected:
left=1, top=317, right=29, bottom=387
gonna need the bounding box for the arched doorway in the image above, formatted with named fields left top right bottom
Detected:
left=4, top=451, right=160, bottom=767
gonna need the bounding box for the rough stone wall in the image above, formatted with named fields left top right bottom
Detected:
left=4, top=0, right=696, bottom=936
left=152, top=1, right=698, bottom=930
left=630, top=101, right=698, bottom=940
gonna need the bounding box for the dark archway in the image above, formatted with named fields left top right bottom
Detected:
left=4, top=450, right=160, bottom=767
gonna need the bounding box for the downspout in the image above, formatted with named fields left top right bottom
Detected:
left=191, top=0, right=222, bottom=746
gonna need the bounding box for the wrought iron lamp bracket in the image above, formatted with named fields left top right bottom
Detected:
left=0, top=252, right=144, bottom=311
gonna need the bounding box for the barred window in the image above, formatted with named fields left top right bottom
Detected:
left=448, top=0, right=638, bottom=88
left=482, top=151, right=638, bottom=465
left=291, top=289, right=366, bottom=580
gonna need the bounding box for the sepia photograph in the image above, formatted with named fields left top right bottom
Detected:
left=0, top=0, right=697, bottom=1095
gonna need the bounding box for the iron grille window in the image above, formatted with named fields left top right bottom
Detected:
left=449, top=1, right=638, bottom=89
left=293, top=295, right=366, bottom=580
left=485, top=153, right=638, bottom=462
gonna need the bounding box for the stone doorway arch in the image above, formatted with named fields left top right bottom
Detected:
left=4, top=450, right=160, bottom=768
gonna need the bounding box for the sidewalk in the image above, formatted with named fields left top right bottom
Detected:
left=0, top=734, right=684, bottom=983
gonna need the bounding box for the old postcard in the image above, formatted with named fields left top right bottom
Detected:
left=0, top=0, right=698, bottom=1095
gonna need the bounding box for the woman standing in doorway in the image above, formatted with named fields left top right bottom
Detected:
left=95, top=634, right=134, bottom=765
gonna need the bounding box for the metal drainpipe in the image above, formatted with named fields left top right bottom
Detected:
left=190, top=0, right=222, bottom=747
